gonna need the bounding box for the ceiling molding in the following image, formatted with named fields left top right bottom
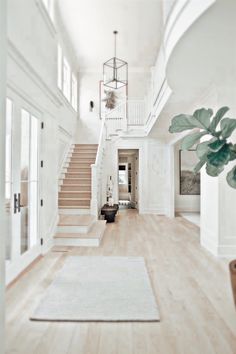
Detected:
left=35, top=0, right=57, bottom=38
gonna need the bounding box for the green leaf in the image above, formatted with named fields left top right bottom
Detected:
left=181, top=131, right=208, bottom=150
left=208, top=139, right=226, bottom=152
left=196, top=140, right=213, bottom=159
left=206, top=163, right=224, bottom=177
left=226, top=165, right=236, bottom=188
left=220, top=118, right=236, bottom=138
left=206, top=144, right=231, bottom=167
left=169, top=114, right=207, bottom=133
left=209, top=106, right=229, bottom=132
left=193, top=157, right=207, bottom=174
left=193, top=108, right=213, bottom=129
left=229, top=144, right=236, bottom=161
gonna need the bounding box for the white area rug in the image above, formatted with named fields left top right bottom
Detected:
left=31, top=256, right=160, bottom=322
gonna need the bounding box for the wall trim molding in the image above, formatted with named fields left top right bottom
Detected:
left=8, top=39, right=62, bottom=107
left=7, top=79, right=45, bottom=115
left=57, top=89, right=78, bottom=116
left=35, top=0, right=57, bottom=38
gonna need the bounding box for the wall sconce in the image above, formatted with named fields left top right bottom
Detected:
left=89, top=101, right=94, bottom=112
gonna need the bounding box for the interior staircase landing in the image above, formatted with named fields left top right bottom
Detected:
left=55, top=144, right=106, bottom=247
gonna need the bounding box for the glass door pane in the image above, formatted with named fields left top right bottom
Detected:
left=20, top=109, right=30, bottom=254
left=29, top=116, right=38, bottom=247
left=5, top=98, right=13, bottom=260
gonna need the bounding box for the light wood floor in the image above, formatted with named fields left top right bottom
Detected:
left=6, top=210, right=236, bottom=354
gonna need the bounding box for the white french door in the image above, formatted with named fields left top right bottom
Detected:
left=5, top=96, right=41, bottom=282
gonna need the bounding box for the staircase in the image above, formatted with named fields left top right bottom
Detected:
left=54, top=144, right=106, bottom=247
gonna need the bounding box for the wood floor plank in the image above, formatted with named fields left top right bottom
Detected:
left=6, top=210, right=236, bottom=354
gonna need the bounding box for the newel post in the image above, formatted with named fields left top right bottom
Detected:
left=90, top=164, right=98, bottom=219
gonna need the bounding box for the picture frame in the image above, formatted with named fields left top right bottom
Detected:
left=179, top=149, right=200, bottom=195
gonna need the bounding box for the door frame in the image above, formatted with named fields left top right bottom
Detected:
left=5, top=90, right=43, bottom=285
left=114, top=142, right=142, bottom=213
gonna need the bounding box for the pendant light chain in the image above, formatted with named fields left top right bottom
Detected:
left=114, top=30, right=118, bottom=58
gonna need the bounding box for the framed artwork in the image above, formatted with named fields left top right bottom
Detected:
left=99, top=80, right=128, bottom=120
left=179, top=149, right=200, bottom=195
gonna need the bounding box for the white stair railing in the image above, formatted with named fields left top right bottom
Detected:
left=105, top=99, right=146, bottom=136
left=105, top=101, right=127, bottom=136
left=127, top=100, right=146, bottom=126
left=90, top=115, right=107, bottom=218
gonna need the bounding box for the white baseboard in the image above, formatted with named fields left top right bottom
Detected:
left=139, top=208, right=167, bottom=215
left=42, top=212, right=59, bottom=254
left=175, top=208, right=200, bottom=213
left=217, top=245, right=236, bottom=258
left=6, top=245, right=41, bottom=286
left=201, top=228, right=236, bottom=257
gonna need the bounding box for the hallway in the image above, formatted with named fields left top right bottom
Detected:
left=6, top=210, right=236, bottom=354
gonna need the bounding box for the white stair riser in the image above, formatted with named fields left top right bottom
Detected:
left=54, top=238, right=100, bottom=247
left=57, top=223, right=94, bottom=234
left=63, top=180, right=91, bottom=186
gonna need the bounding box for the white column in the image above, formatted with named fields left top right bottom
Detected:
left=0, top=0, right=6, bottom=352
left=200, top=81, right=236, bottom=257
left=166, top=144, right=175, bottom=218
left=201, top=166, right=236, bottom=257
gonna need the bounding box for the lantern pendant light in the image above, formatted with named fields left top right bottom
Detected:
left=103, top=31, right=128, bottom=89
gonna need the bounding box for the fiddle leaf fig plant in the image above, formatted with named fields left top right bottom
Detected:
left=169, top=107, right=236, bottom=188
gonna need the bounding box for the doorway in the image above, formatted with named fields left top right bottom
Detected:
left=118, top=149, right=139, bottom=209
left=174, top=141, right=200, bottom=227
left=5, top=97, right=40, bottom=278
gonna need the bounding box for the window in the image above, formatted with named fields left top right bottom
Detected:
left=58, top=45, right=78, bottom=111
left=119, top=165, right=127, bottom=185
left=71, top=74, right=78, bottom=111
left=20, top=110, right=39, bottom=253
left=63, top=57, right=71, bottom=101
left=57, top=45, right=63, bottom=90
left=42, top=0, right=52, bottom=18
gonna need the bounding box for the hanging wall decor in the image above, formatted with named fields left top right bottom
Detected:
left=179, top=150, right=200, bottom=195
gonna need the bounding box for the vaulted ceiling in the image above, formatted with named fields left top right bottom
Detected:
left=55, top=0, right=163, bottom=72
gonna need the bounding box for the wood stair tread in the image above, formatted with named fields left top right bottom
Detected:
left=58, top=214, right=95, bottom=226
left=59, top=197, right=90, bottom=201
left=63, top=177, right=91, bottom=180
left=58, top=205, right=90, bottom=209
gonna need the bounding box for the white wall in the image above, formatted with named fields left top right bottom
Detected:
left=174, top=142, right=200, bottom=213
left=103, top=137, right=171, bottom=215
left=76, top=72, right=102, bottom=144
left=6, top=0, right=77, bottom=282
left=0, top=0, right=6, bottom=351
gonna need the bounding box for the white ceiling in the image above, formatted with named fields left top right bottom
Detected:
left=150, top=0, right=236, bottom=142
left=56, top=0, right=163, bottom=72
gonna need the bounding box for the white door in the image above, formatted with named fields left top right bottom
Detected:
left=5, top=99, right=40, bottom=264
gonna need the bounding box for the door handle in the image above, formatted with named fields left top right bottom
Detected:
left=18, top=193, right=21, bottom=212
left=14, top=193, right=18, bottom=214
left=13, top=193, right=23, bottom=213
